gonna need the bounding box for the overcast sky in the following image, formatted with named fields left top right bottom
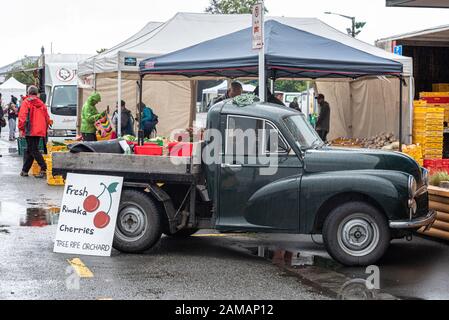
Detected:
left=2, top=0, right=449, bottom=66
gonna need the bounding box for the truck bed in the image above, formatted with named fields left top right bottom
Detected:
left=52, top=152, right=201, bottom=184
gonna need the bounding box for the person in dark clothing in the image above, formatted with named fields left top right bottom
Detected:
left=213, top=81, right=243, bottom=105
left=6, top=102, right=18, bottom=141
left=11, top=95, right=18, bottom=106
left=18, top=86, right=50, bottom=178
left=289, top=97, right=301, bottom=112
left=315, top=94, right=331, bottom=142
left=253, top=86, right=285, bottom=106
left=112, top=100, right=135, bottom=136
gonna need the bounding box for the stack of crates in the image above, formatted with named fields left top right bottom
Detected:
left=420, top=92, right=449, bottom=124
left=44, top=154, right=65, bottom=186
left=413, top=101, right=444, bottom=159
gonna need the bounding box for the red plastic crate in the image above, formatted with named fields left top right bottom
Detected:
left=421, top=97, right=449, bottom=104
left=134, top=144, right=163, bottom=156
left=168, top=142, right=193, bottom=157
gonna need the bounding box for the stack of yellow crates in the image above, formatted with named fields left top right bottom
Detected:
left=420, top=92, right=449, bottom=124
left=413, top=101, right=444, bottom=159
left=44, top=154, right=65, bottom=186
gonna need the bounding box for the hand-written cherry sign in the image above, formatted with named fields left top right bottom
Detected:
left=54, top=173, right=123, bottom=257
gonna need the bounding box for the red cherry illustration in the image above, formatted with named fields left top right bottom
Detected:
left=94, top=211, right=110, bottom=229
left=83, top=195, right=100, bottom=213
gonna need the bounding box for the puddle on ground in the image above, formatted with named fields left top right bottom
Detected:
left=0, top=201, right=60, bottom=228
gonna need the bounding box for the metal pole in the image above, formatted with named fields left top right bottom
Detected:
left=399, top=76, right=403, bottom=151
left=258, top=0, right=266, bottom=102
left=138, top=74, right=144, bottom=146
left=117, top=53, right=122, bottom=138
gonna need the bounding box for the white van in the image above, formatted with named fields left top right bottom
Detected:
left=38, top=54, right=91, bottom=139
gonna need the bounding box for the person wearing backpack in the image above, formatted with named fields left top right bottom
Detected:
left=140, top=103, right=158, bottom=139
left=18, top=86, right=50, bottom=178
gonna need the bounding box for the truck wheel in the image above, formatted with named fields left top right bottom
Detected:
left=165, top=228, right=199, bottom=238
left=113, top=190, right=162, bottom=253
left=322, top=201, right=390, bottom=266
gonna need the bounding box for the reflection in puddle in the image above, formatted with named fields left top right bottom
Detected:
left=20, top=207, right=60, bottom=227
left=0, top=201, right=59, bottom=228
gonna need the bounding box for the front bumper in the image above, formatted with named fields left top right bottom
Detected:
left=389, top=210, right=436, bottom=230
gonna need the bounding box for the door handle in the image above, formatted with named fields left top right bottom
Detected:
left=221, top=164, right=243, bottom=169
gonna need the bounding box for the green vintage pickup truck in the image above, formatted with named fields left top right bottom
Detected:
left=53, top=101, right=436, bottom=266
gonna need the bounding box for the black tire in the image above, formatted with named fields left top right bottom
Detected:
left=165, top=228, right=199, bottom=238
left=113, top=189, right=162, bottom=253
left=322, top=201, right=390, bottom=266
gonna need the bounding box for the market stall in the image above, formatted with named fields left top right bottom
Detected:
left=138, top=19, right=406, bottom=146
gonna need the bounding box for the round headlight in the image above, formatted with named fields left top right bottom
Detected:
left=422, top=168, right=429, bottom=187
left=408, top=176, right=417, bottom=198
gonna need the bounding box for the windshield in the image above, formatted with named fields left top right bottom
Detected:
left=284, top=114, right=323, bottom=149
left=51, top=85, right=77, bottom=116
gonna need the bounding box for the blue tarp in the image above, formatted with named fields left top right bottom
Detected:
left=140, top=20, right=403, bottom=79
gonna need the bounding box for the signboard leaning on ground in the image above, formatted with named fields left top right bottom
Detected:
left=54, top=173, right=124, bottom=257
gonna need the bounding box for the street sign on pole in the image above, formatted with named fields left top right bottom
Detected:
left=253, top=1, right=265, bottom=102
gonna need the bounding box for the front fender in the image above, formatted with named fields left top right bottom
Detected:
left=300, top=170, right=411, bottom=233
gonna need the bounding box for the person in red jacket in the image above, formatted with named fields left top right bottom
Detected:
left=18, top=86, right=50, bottom=178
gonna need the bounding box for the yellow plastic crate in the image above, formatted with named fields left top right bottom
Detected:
left=414, top=100, right=428, bottom=108
left=414, top=118, right=445, bottom=125
left=29, top=161, right=41, bottom=176
left=47, top=176, right=65, bottom=186
left=424, top=143, right=444, bottom=149
left=413, top=124, right=444, bottom=131
left=420, top=92, right=449, bottom=98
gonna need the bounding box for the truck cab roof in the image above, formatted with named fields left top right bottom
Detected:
left=210, top=99, right=299, bottom=123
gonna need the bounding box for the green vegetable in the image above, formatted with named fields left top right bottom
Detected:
left=123, top=135, right=137, bottom=142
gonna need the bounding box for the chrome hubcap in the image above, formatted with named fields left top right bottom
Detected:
left=338, top=214, right=380, bottom=257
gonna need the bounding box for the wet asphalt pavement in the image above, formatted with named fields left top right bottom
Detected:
left=1, top=131, right=449, bottom=300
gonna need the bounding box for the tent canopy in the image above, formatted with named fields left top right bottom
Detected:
left=140, top=20, right=403, bottom=79
left=0, top=77, right=26, bottom=101
left=80, top=13, right=412, bottom=79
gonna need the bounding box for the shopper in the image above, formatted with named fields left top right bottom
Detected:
left=7, top=102, right=18, bottom=141
left=289, top=97, right=301, bottom=112
left=140, top=103, right=158, bottom=139
left=81, top=92, right=103, bottom=142
left=18, top=86, right=50, bottom=178
left=315, top=94, right=331, bottom=142
left=112, top=100, right=135, bottom=136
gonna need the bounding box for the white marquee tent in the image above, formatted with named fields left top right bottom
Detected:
left=0, top=77, right=26, bottom=104
left=79, top=12, right=413, bottom=140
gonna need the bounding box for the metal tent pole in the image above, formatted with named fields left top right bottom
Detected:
left=138, top=74, right=144, bottom=146
left=117, top=53, right=122, bottom=138
left=399, top=75, right=403, bottom=152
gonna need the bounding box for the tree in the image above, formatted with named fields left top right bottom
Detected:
left=274, top=80, right=307, bottom=93
left=205, top=0, right=268, bottom=14
left=6, top=59, right=38, bottom=86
